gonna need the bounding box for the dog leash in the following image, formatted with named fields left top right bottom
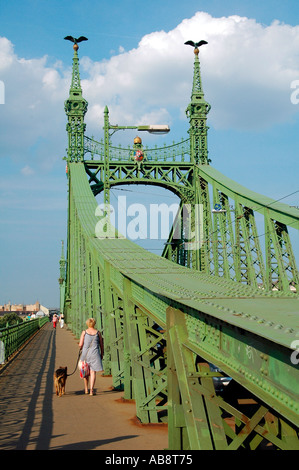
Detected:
left=67, top=349, right=82, bottom=377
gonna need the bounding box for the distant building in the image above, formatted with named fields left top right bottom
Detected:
left=0, top=301, right=41, bottom=314
left=25, top=301, right=40, bottom=312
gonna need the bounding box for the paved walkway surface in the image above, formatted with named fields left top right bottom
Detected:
left=0, top=322, right=168, bottom=451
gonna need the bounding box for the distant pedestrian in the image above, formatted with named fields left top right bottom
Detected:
left=60, top=313, right=64, bottom=328
left=53, top=314, right=58, bottom=329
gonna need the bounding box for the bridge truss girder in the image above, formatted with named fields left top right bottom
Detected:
left=63, top=162, right=299, bottom=451
left=162, top=165, right=299, bottom=293
left=84, top=159, right=195, bottom=202
left=84, top=147, right=299, bottom=294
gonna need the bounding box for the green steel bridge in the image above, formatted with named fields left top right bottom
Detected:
left=59, top=40, right=299, bottom=450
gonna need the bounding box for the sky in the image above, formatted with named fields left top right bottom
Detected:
left=1, top=0, right=299, bottom=308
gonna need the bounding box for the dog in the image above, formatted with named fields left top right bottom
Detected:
left=54, top=366, right=67, bottom=397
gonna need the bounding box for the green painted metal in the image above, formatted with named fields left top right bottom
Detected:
left=64, top=44, right=88, bottom=163
left=186, top=46, right=211, bottom=165
left=196, top=164, right=299, bottom=290
left=61, top=41, right=299, bottom=450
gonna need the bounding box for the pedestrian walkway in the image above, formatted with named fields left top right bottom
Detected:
left=0, top=322, right=168, bottom=450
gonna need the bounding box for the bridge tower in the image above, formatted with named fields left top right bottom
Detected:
left=64, top=42, right=88, bottom=163
left=63, top=42, right=88, bottom=322
left=185, top=44, right=211, bottom=270
left=186, top=44, right=211, bottom=166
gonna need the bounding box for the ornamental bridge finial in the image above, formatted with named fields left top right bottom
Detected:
left=64, top=35, right=88, bottom=51
left=184, top=40, right=208, bottom=55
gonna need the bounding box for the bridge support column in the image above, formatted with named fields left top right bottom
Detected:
left=167, top=307, right=227, bottom=450
left=102, top=261, right=112, bottom=375
left=122, top=280, right=134, bottom=400
left=108, top=291, right=125, bottom=390
left=122, top=278, right=167, bottom=423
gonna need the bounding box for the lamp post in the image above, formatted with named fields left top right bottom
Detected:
left=100, top=105, right=170, bottom=238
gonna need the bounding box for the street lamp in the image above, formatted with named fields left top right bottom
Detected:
left=107, top=123, right=170, bottom=136
left=138, top=125, right=170, bottom=134
left=104, top=105, right=170, bottom=137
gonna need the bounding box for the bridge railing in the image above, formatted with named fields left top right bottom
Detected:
left=83, top=135, right=191, bottom=162
left=0, top=317, right=49, bottom=366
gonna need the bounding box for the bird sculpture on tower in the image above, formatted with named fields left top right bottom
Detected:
left=184, top=40, right=208, bottom=54
left=64, top=36, right=88, bottom=50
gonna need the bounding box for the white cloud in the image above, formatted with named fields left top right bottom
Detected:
left=0, top=37, right=69, bottom=169
left=1, top=12, right=299, bottom=170
left=80, top=12, right=299, bottom=134
left=0, top=37, right=14, bottom=71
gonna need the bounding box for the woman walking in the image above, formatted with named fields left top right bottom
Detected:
left=52, top=314, right=58, bottom=329
left=79, top=318, right=104, bottom=395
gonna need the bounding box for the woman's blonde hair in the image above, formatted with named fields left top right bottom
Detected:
left=86, top=317, right=96, bottom=328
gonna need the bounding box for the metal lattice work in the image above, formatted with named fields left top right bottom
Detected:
left=163, top=165, right=299, bottom=293
left=84, top=135, right=191, bottom=162
left=60, top=43, right=299, bottom=450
